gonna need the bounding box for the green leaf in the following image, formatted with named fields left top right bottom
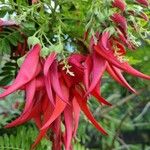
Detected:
left=0, top=39, right=11, bottom=54
left=0, top=28, right=24, bottom=55
left=5, top=62, right=17, bottom=66
left=7, top=35, right=18, bottom=46
left=22, top=22, right=35, bottom=30
left=14, top=32, right=24, bottom=43
left=0, top=137, right=4, bottom=148
left=127, top=56, right=141, bottom=65
left=0, top=125, right=51, bottom=150
left=0, top=75, right=14, bottom=86
left=2, top=66, right=16, bottom=71
left=4, top=134, right=9, bottom=148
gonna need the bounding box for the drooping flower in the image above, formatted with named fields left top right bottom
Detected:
left=0, top=0, right=149, bottom=149
left=0, top=44, right=41, bottom=99
left=83, top=30, right=150, bottom=99
left=0, top=42, right=112, bottom=150
left=92, top=31, right=150, bottom=90
left=110, top=13, right=127, bottom=33
left=135, top=0, right=149, bottom=7
left=0, top=30, right=150, bottom=150
left=112, top=0, right=126, bottom=11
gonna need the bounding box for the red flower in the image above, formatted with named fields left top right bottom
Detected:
left=135, top=0, right=149, bottom=7
left=0, top=44, right=110, bottom=150
left=0, top=0, right=149, bottom=149
left=93, top=31, right=150, bottom=90
left=0, top=44, right=41, bottom=98
left=111, top=13, right=127, bottom=32
left=0, top=34, right=150, bottom=150
left=112, top=0, right=126, bottom=11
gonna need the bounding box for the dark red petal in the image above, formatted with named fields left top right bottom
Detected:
left=84, top=55, right=92, bottom=90
left=52, top=117, right=62, bottom=150
left=111, top=13, right=127, bottom=32
left=5, top=79, right=36, bottom=128
left=86, top=52, right=106, bottom=95
left=91, top=84, right=112, bottom=106
left=116, top=28, right=129, bottom=46
left=45, top=73, right=55, bottom=105
left=41, top=96, right=66, bottom=130
left=44, top=52, right=57, bottom=76
left=64, top=105, right=73, bottom=150
left=0, top=44, right=41, bottom=98
left=31, top=96, right=67, bottom=149
left=112, top=0, right=126, bottom=11
left=44, top=52, right=57, bottom=105
left=101, top=31, right=110, bottom=50
left=35, top=76, right=44, bottom=90
left=72, top=97, right=80, bottom=138
left=33, top=115, right=42, bottom=129
left=23, top=79, right=36, bottom=113
left=42, top=95, right=54, bottom=124
left=50, top=61, right=68, bottom=103
left=68, top=54, right=86, bottom=69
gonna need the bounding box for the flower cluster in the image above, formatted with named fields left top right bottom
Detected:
left=0, top=38, right=150, bottom=150
left=0, top=0, right=149, bottom=150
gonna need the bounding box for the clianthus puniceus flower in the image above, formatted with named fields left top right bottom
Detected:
left=110, top=13, right=127, bottom=35
left=0, top=35, right=150, bottom=149
left=92, top=31, right=150, bottom=92
left=112, top=0, right=126, bottom=11
left=0, top=44, right=111, bottom=149
left=0, top=1, right=150, bottom=150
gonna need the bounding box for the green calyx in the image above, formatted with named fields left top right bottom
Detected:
left=27, top=36, right=41, bottom=47
left=17, top=54, right=27, bottom=67
left=40, top=43, right=64, bottom=58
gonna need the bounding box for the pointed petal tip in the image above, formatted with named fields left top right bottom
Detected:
left=99, top=127, right=108, bottom=135
left=107, top=102, right=112, bottom=107
left=132, top=89, right=138, bottom=94
left=104, top=132, right=108, bottom=136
